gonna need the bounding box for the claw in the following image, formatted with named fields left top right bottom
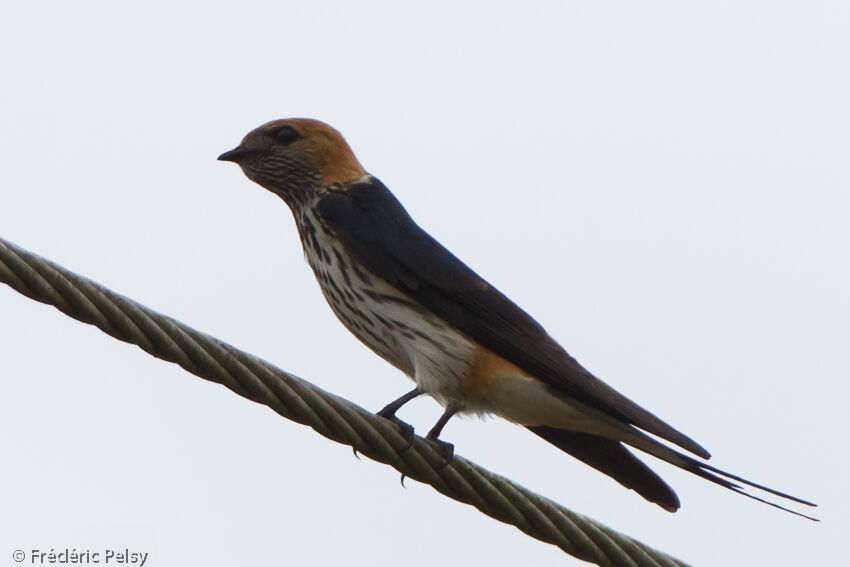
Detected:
left=400, top=473, right=407, bottom=487
left=379, top=415, right=416, bottom=451
left=396, top=420, right=416, bottom=452
left=426, top=437, right=455, bottom=470
left=352, top=447, right=361, bottom=460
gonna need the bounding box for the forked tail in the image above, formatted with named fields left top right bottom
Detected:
left=528, top=425, right=818, bottom=520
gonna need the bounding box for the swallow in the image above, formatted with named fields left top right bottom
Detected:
left=218, top=118, right=816, bottom=518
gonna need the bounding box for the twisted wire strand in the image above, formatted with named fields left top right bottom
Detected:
left=0, top=236, right=689, bottom=567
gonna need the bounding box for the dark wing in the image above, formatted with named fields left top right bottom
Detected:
left=317, top=176, right=710, bottom=458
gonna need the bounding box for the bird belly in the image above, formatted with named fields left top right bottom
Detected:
left=314, top=259, right=479, bottom=405
left=317, top=262, right=479, bottom=405
left=301, top=211, right=477, bottom=400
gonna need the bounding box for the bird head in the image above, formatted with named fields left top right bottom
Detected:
left=218, top=118, right=365, bottom=205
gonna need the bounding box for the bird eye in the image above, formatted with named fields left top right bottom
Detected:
left=269, top=125, right=300, bottom=145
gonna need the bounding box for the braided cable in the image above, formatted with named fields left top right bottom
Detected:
left=0, top=236, right=689, bottom=567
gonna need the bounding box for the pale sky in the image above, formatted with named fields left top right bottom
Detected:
left=1, top=2, right=847, bottom=566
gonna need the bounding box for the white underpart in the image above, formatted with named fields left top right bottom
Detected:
left=300, top=206, right=478, bottom=404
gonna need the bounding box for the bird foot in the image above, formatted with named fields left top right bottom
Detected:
left=425, top=437, right=454, bottom=469
left=377, top=413, right=416, bottom=452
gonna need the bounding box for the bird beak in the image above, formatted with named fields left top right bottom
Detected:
left=217, top=146, right=253, bottom=163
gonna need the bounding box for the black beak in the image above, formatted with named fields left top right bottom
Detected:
left=217, top=146, right=254, bottom=162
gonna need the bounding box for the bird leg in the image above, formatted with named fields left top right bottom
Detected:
left=426, top=404, right=459, bottom=469
left=377, top=388, right=422, bottom=450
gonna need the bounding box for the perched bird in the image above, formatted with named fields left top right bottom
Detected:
left=218, top=118, right=815, bottom=518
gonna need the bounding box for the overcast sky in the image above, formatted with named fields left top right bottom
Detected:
left=1, top=2, right=847, bottom=566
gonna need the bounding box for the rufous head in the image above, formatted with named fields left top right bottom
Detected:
left=218, top=118, right=366, bottom=204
